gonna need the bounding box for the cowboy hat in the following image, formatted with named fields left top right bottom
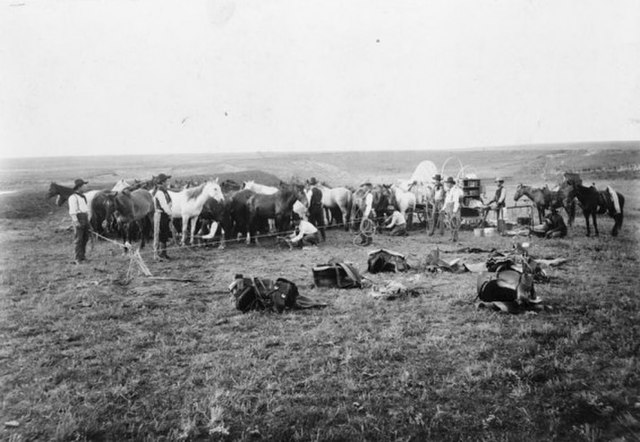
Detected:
left=433, top=174, right=443, bottom=182
left=444, top=176, right=456, bottom=185
left=495, top=177, right=504, bottom=183
left=73, top=179, right=88, bottom=189
left=154, top=173, right=172, bottom=183
left=308, top=177, right=318, bottom=185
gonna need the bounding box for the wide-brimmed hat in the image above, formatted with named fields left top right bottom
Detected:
left=154, top=173, right=172, bottom=184
left=495, top=177, right=504, bottom=183
left=308, top=177, right=318, bottom=185
left=433, top=174, right=443, bottom=182
left=73, top=178, right=88, bottom=189
left=444, top=176, right=456, bottom=185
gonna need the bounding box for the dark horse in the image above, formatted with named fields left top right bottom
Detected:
left=349, top=183, right=392, bottom=231
left=108, top=188, right=155, bottom=249
left=47, top=182, right=75, bottom=206
left=247, top=184, right=308, bottom=245
left=513, top=183, right=576, bottom=226
left=561, top=179, right=625, bottom=237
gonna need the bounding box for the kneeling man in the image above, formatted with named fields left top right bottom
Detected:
left=289, top=217, right=320, bottom=248
left=384, top=205, right=408, bottom=236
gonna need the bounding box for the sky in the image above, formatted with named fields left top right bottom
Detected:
left=0, top=0, right=639, bottom=158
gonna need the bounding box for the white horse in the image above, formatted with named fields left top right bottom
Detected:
left=242, top=180, right=278, bottom=194
left=112, top=179, right=135, bottom=192
left=390, top=184, right=417, bottom=227
left=168, top=180, right=225, bottom=246
left=317, top=185, right=352, bottom=230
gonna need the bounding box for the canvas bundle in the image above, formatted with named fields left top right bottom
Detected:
left=231, top=276, right=298, bottom=313
left=367, top=249, right=410, bottom=274
left=313, top=261, right=362, bottom=289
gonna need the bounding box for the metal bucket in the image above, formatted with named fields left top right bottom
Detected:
left=484, top=227, right=497, bottom=237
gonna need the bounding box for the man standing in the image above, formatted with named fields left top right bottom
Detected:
left=151, top=173, right=173, bottom=260
left=68, top=178, right=90, bottom=264
left=442, top=176, right=463, bottom=242
left=428, top=174, right=445, bottom=236
left=384, top=205, right=408, bottom=236
left=306, top=177, right=326, bottom=241
left=484, top=177, right=507, bottom=226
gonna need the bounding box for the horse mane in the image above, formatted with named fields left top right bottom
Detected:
left=184, top=183, right=205, bottom=200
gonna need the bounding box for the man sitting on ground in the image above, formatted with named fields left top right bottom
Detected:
left=384, top=205, right=408, bottom=236
left=288, top=216, right=320, bottom=248
left=531, top=209, right=567, bottom=238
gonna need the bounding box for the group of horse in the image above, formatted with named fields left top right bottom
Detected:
left=47, top=170, right=626, bottom=253
left=513, top=173, right=625, bottom=237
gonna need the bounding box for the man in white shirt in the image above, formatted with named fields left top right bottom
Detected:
left=442, top=176, right=463, bottom=242
left=151, top=173, right=173, bottom=260
left=428, top=174, right=446, bottom=236
left=68, top=178, right=90, bottom=264
left=288, top=217, right=320, bottom=248
left=384, top=205, right=408, bottom=236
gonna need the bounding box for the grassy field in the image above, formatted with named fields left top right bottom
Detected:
left=1, top=145, right=639, bottom=441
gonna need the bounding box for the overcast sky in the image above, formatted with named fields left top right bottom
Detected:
left=0, top=0, right=638, bottom=158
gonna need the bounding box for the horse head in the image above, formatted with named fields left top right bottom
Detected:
left=203, top=180, right=225, bottom=202
left=47, top=182, right=73, bottom=206
left=287, top=183, right=308, bottom=207
left=513, top=184, right=525, bottom=201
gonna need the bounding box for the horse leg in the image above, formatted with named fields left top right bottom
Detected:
left=592, top=211, right=599, bottom=237
left=181, top=216, right=189, bottom=246
left=139, top=220, right=146, bottom=249
left=584, top=212, right=591, bottom=237
left=190, top=216, right=198, bottom=245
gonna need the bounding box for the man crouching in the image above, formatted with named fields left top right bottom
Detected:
left=384, top=205, right=408, bottom=236
left=287, top=216, right=320, bottom=249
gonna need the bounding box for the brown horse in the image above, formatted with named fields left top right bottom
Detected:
left=109, top=188, right=155, bottom=249
left=561, top=179, right=625, bottom=237
left=513, top=183, right=576, bottom=226
left=247, top=184, right=308, bottom=245
left=513, top=184, right=553, bottom=223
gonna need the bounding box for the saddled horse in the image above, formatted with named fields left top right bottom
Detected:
left=389, top=184, right=417, bottom=228
left=110, top=188, right=155, bottom=249
left=167, top=180, right=225, bottom=245
left=350, top=183, right=392, bottom=231
left=513, top=184, right=553, bottom=224
left=560, top=179, right=624, bottom=237
left=317, top=185, right=352, bottom=230
left=513, top=183, right=576, bottom=226
left=247, top=184, right=308, bottom=245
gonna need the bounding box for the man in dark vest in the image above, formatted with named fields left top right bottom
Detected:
left=428, top=174, right=445, bottom=236
left=483, top=177, right=507, bottom=226
left=152, top=173, right=173, bottom=260
left=306, top=177, right=326, bottom=241
left=68, top=178, right=90, bottom=264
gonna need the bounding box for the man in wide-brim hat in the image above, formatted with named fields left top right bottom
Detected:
left=151, top=173, right=173, bottom=260
left=441, top=176, right=463, bottom=242
left=68, top=178, right=90, bottom=264
left=484, top=177, right=507, bottom=226
left=428, top=174, right=445, bottom=236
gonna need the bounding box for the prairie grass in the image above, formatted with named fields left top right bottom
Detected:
left=1, top=150, right=639, bottom=440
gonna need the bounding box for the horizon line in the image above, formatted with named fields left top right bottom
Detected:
left=1, top=139, right=638, bottom=160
